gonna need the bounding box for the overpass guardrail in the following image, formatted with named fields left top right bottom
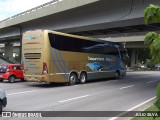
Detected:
left=0, top=0, right=63, bottom=23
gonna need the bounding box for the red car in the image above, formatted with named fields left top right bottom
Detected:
left=0, top=64, right=24, bottom=83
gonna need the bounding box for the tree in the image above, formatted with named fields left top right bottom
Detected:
left=144, top=4, right=160, bottom=63
left=144, top=4, right=160, bottom=115
left=144, top=4, right=160, bottom=24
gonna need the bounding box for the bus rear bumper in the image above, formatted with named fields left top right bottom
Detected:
left=24, top=75, right=46, bottom=82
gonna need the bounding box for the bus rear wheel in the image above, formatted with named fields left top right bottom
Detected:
left=115, top=71, right=120, bottom=79
left=69, top=73, right=77, bottom=85
left=79, top=73, right=87, bottom=84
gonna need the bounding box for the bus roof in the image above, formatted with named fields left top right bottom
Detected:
left=47, top=30, right=119, bottom=44
left=47, top=30, right=100, bottom=41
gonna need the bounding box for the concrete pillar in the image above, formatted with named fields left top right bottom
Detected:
left=135, top=50, right=139, bottom=65
left=5, top=43, right=13, bottom=60
left=131, top=49, right=136, bottom=67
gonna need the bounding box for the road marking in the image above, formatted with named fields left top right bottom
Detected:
left=127, top=96, right=156, bottom=111
left=7, top=90, right=38, bottom=96
left=147, top=80, right=158, bottom=84
left=59, top=95, right=90, bottom=103
left=108, top=96, right=156, bottom=120
left=120, top=85, right=135, bottom=89
left=130, top=75, right=159, bottom=78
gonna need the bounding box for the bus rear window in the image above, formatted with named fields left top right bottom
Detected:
left=24, top=53, right=41, bottom=59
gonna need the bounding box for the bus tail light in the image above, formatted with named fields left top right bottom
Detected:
left=42, top=62, right=48, bottom=75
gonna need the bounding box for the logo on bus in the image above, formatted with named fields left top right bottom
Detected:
left=25, top=35, right=42, bottom=40
left=27, top=36, right=36, bottom=40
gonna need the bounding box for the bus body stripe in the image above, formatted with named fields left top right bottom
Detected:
left=54, top=49, right=68, bottom=79
left=50, top=48, right=68, bottom=80
left=55, top=49, right=69, bottom=72
left=54, top=49, right=66, bottom=73
left=56, top=49, right=71, bottom=71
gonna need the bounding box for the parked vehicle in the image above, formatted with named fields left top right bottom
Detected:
left=0, top=89, right=7, bottom=112
left=155, top=64, right=160, bottom=69
left=0, top=64, right=24, bottom=83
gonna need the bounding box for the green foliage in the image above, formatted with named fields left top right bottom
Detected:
left=144, top=32, right=159, bottom=46
left=145, top=60, right=155, bottom=69
left=144, top=4, right=160, bottom=62
left=144, top=7, right=160, bottom=120
left=132, top=104, right=159, bottom=120
left=156, top=84, right=160, bottom=99
left=138, top=49, right=151, bottom=64
left=144, top=32, right=160, bottom=62
left=155, top=84, right=160, bottom=117
left=144, top=4, right=160, bottom=24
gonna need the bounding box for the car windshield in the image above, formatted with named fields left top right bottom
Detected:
left=0, top=66, right=7, bottom=73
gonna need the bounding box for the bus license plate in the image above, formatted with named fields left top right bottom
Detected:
left=31, top=77, right=35, bottom=80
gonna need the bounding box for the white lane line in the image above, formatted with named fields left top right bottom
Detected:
left=59, top=95, right=90, bottom=103
left=127, top=96, right=156, bottom=111
left=7, top=90, right=38, bottom=96
left=108, top=96, right=156, bottom=120
left=147, top=80, right=158, bottom=84
left=120, top=85, right=135, bottom=90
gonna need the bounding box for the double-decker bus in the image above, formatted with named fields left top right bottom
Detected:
left=22, top=30, right=129, bottom=85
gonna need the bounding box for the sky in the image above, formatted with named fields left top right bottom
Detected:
left=0, top=0, right=52, bottom=21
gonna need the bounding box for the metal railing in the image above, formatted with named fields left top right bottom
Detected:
left=0, top=0, right=63, bottom=23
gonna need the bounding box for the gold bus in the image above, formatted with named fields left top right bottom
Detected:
left=22, top=30, right=129, bottom=85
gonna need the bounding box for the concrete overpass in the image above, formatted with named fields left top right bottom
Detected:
left=0, top=0, right=159, bottom=66
left=106, top=36, right=149, bottom=67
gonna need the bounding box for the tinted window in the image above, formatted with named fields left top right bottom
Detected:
left=12, top=66, right=17, bottom=70
left=48, top=33, right=100, bottom=52
left=48, top=33, right=119, bottom=56
left=24, top=53, right=41, bottom=59
left=12, top=66, right=23, bottom=70
left=16, top=66, right=23, bottom=70
left=0, top=66, right=7, bottom=73
left=103, top=47, right=119, bottom=56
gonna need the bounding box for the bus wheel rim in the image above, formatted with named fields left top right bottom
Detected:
left=81, top=75, right=86, bottom=83
left=70, top=76, right=76, bottom=83
left=115, top=72, right=119, bottom=78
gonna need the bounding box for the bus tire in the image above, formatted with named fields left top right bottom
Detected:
left=49, top=82, right=54, bottom=86
left=115, top=71, right=120, bottom=79
left=79, top=73, right=87, bottom=84
left=69, top=73, right=77, bottom=85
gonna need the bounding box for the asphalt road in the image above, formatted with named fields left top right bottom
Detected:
left=0, top=71, right=160, bottom=120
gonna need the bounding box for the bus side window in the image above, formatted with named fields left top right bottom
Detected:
left=102, top=46, right=119, bottom=57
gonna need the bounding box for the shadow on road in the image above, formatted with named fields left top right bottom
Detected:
left=25, top=77, right=118, bottom=88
